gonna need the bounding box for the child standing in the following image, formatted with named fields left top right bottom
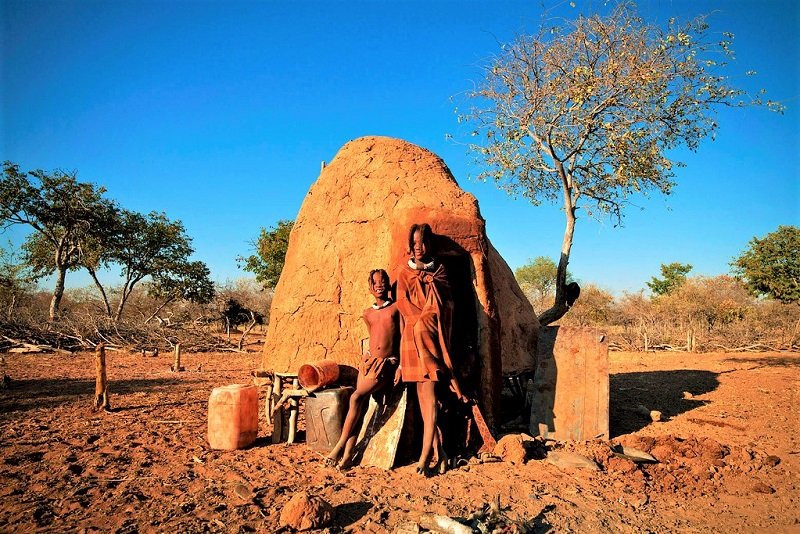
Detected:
left=325, top=269, right=400, bottom=469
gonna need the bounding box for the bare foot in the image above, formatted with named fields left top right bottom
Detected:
left=435, top=452, right=449, bottom=475
left=337, top=455, right=354, bottom=471
left=324, top=451, right=340, bottom=467
left=415, top=462, right=432, bottom=477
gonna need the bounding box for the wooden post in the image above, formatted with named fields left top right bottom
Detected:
left=93, top=343, right=110, bottom=411
left=172, top=343, right=184, bottom=372
left=271, top=375, right=284, bottom=444
left=288, top=378, right=299, bottom=444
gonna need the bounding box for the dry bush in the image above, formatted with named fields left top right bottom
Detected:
left=541, top=276, right=798, bottom=352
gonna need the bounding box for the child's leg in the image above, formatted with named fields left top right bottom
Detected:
left=415, top=380, right=438, bottom=475
left=325, top=373, right=381, bottom=466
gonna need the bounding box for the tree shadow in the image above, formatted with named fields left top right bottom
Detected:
left=333, top=501, right=373, bottom=528
left=722, top=356, right=800, bottom=368
left=610, top=370, right=719, bottom=436
left=521, top=503, right=555, bottom=533
left=0, top=377, right=203, bottom=414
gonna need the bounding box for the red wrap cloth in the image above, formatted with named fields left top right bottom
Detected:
left=396, top=260, right=455, bottom=382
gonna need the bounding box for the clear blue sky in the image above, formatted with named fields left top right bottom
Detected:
left=2, top=0, right=798, bottom=295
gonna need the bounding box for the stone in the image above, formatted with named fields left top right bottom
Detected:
left=606, top=456, right=637, bottom=474
left=752, top=482, right=775, bottom=494
left=613, top=445, right=658, bottom=464
left=494, top=434, right=527, bottom=464
left=260, top=136, right=539, bottom=424
left=279, top=492, right=334, bottom=531
left=544, top=451, right=600, bottom=471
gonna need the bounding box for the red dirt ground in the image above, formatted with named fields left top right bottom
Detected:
left=1, top=348, right=798, bottom=532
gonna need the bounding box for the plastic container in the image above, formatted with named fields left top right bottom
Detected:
left=208, top=384, right=259, bottom=450
left=297, top=359, right=340, bottom=391
left=304, top=386, right=353, bottom=452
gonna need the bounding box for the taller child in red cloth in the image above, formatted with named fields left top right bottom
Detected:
left=396, top=223, right=466, bottom=475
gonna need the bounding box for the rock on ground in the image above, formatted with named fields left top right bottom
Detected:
left=279, top=491, right=334, bottom=531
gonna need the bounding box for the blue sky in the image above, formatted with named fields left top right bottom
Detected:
left=2, top=0, right=798, bottom=295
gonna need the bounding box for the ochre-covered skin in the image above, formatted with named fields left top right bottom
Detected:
left=260, top=136, right=539, bottom=424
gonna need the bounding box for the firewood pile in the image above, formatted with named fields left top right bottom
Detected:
left=0, top=318, right=247, bottom=354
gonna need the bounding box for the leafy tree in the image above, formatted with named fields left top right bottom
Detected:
left=0, top=162, right=118, bottom=320
left=515, top=256, right=573, bottom=313
left=238, top=220, right=294, bottom=288
left=460, top=3, right=782, bottom=325
left=0, top=245, right=36, bottom=320
left=647, top=262, right=693, bottom=296
left=145, top=260, right=215, bottom=324
left=731, top=225, right=800, bottom=303
left=108, top=210, right=196, bottom=322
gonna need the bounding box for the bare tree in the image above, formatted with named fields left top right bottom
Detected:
left=461, top=3, right=782, bottom=325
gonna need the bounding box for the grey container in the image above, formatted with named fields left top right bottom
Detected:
left=304, top=386, right=353, bottom=452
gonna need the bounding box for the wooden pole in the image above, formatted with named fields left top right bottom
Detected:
left=271, top=375, right=284, bottom=444
left=288, top=378, right=299, bottom=444
left=94, top=343, right=110, bottom=411
left=172, top=343, right=183, bottom=372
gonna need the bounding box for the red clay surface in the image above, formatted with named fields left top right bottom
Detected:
left=1, top=348, right=798, bottom=532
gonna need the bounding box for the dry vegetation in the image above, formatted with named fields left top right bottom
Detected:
left=547, top=277, right=799, bottom=353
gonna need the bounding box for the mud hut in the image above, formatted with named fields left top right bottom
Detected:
left=261, top=136, right=538, bottom=423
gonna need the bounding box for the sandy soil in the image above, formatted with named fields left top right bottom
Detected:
left=1, top=347, right=798, bottom=533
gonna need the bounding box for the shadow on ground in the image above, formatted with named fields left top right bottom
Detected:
left=610, top=370, right=719, bottom=436
left=723, top=355, right=800, bottom=368
left=334, top=501, right=373, bottom=528
left=0, top=377, right=203, bottom=414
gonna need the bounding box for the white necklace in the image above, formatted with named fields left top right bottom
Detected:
left=408, top=258, right=435, bottom=271
left=372, top=299, right=392, bottom=310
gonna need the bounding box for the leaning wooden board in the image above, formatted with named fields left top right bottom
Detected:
left=356, top=387, right=408, bottom=469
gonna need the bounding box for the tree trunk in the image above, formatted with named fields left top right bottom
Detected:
left=6, top=294, right=16, bottom=321
left=114, top=278, right=141, bottom=323
left=238, top=311, right=257, bottom=351
left=87, top=268, right=112, bottom=317
left=49, top=265, right=68, bottom=321
left=538, top=203, right=577, bottom=326
left=114, top=288, right=128, bottom=323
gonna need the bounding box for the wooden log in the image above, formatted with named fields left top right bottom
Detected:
left=270, top=389, right=310, bottom=415
left=93, top=343, right=110, bottom=411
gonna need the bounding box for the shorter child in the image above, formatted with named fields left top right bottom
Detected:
left=325, top=268, right=400, bottom=469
